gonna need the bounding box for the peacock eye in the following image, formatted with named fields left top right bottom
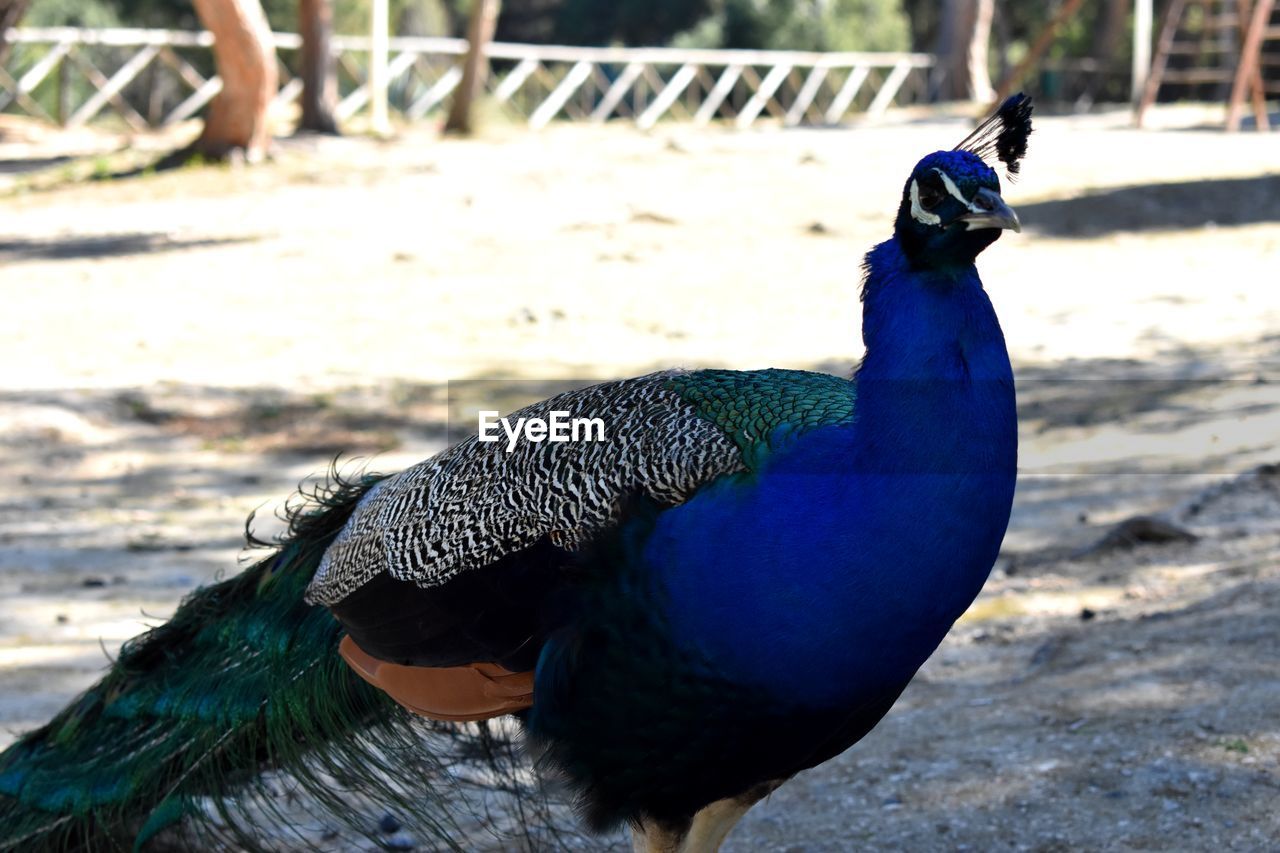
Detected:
left=916, top=181, right=945, bottom=211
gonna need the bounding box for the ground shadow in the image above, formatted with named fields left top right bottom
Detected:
left=0, top=154, right=74, bottom=175
left=1021, top=174, right=1280, bottom=237
left=0, top=232, right=259, bottom=262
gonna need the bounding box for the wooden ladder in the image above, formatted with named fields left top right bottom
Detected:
left=1136, top=0, right=1276, bottom=129
left=1227, top=0, right=1279, bottom=128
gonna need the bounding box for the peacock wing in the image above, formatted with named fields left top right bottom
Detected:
left=306, top=368, right=856, bottom=607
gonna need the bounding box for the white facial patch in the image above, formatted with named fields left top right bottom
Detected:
left=910, top=168, right=974, bottom=228
left=909, top=179, right=941, bottom=226
left=933, top=168, right=971, bottom=205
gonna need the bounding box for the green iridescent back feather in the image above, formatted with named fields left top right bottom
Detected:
left=666, top=369, right=857, bottom=469
left=0, top=473, right=573, bottom=852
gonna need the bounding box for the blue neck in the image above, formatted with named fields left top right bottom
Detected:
left=652, top=237, right=1017, bottom=708
left=851, top=238, right=1016, bottom=474
left=860, top=238, right=1012, bottom=382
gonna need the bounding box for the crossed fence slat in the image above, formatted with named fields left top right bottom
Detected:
left=63, top=49, right=144, bottom=129
left=493, top=57, right=538, bottom=103
left=529, top=59, right=592, bottom=128
left=735, top=62, right=792, bottom=128
left=0, top=42, right=64, bottom=116
left=334, top=48, right=418, bottom=120
left=591, top=61, right=644, bottom=122
left=694, top=64, right=744, bottom=125
left=866, top=59, right=913, bottom=116
left=825, top=65, right=871, bottom=123
left=406, top=63, right=462, bottom=119
left=67, top=43, right=158, bottom=127
left=786, top=64, right=829, bottom=126
left=636, top=62, right=697, bottom=129
left=163, top=75, right=220, bottom=126
left=1, top=27, right=933, bottom=130
left=13, top=39, right=70, bottom=99
left=0, top=65, right=51, bottom=120
left=274, top=76, right=304, bottom=110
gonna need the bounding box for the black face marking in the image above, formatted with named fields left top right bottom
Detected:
left=896, top=150, right=1013, bottom=268
left=915, top=173, right=946, bottom=212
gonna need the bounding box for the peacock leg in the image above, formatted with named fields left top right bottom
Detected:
left=630, top=818, right=688, bottom=853
left=630, top=780, right=784, bottom=853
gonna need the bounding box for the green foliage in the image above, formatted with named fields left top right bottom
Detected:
left=26, top=0, right=120, bottom=28
left=21, top=0, right=1124, bottom=61
left=553, top=0, right=713, bottom=46
left=998, top=1, right=1095, bottom=61
left=675, top=0, right=910, bottom=52
left=396, top=0, right=459, bottom=37
left=26, top=0, right=432, bottom=34
left=777, top=0, right=911, bottom=52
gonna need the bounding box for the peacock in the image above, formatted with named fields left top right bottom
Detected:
left=0, top=95, right=1033, bottom=853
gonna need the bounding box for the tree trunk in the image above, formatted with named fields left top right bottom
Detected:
left=967, top=0, right=994, bottom=101
left=298, top=0, right=338, bottom=133
left=191, top=0, right=277, bottom=161
left=0, top=0, right=32, bottom=66
left=936, top=0, right=994, bottom=102
left=1093, top=0, right=1129, bottom=65
left=444, top=0, right=500, bottom=135
left=992, top=1, right=1010, bottom=83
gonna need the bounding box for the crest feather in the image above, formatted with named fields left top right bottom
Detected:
left=953, top=93, right=1033, bottom=178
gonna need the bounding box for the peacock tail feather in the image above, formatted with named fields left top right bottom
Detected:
left=0, top=471, right=571, bottom=853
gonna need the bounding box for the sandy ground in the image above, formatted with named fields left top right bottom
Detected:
left=1, top=105, right=1278, bottom=850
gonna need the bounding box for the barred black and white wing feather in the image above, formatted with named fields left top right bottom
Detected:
left=305, top=368, right=855, bottom=669
left=309, top=369, right=858, bottom=606
left=305, top=371, right=745, bottom=606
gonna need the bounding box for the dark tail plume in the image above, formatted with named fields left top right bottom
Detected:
left=0, top=468, right=576, bottom=852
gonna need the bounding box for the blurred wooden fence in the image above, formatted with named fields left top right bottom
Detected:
left=0, top=27, right=934, bottom=131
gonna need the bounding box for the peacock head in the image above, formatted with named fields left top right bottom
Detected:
left=894, top=94, right=1033, bottom=270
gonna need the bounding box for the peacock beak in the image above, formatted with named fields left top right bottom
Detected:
left=957, top=187, right=1021, bottom=233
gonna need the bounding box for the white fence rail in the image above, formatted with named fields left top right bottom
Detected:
left=1, top=27, right=934, bottom=130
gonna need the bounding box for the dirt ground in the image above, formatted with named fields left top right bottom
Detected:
left=1, top=104, right=1278, bottom=851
